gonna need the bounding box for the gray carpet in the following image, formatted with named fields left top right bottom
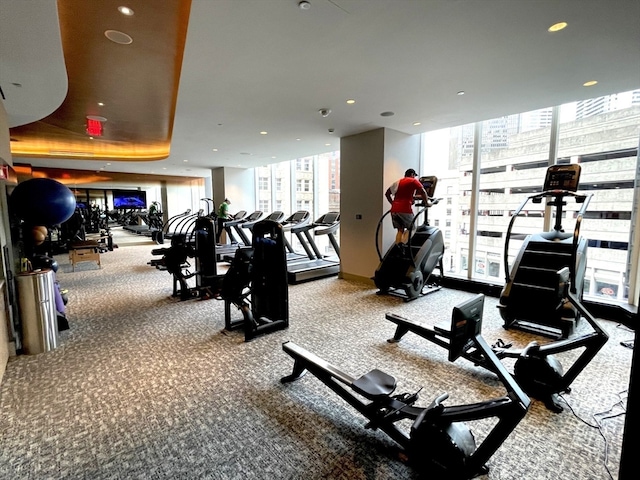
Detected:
left=0, top=228, right=632, bottom=479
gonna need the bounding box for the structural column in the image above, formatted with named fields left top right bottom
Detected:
left=339, top=127, right=421, bottom=283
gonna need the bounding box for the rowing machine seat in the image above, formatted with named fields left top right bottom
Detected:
left=352, top=369, right=396, bottom=399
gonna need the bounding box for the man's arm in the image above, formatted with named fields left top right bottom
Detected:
left=418, top=186, right=429, bottom=205
left=385, top=187, right=393, bottom=204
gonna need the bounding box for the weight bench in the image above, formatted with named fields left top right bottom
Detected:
left=69, top=241, right=102, bottom=271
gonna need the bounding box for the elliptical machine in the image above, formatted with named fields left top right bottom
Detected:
left=374, top=175, right=444, bottom=301
left=498, top=164, right=592, bottom=339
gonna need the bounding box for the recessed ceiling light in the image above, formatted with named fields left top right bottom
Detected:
left=212, top=148, right=218, bottom=152
left=346, top=99, right=355, bottom=104
left=298, top=1, right=311, bottom=10
left=118, top=6, right=134, bottom=16
left=583, top=80, right=598, bottom=87
left=457, top=91, right=465, bottom=96
left=86, top=115, right=107, bottom=122
left=548, top=22, right=567, bottom=32
left=183, top=159, right=188, bottom=162
left=98, top=102, right=104, bottom=106
left=296, top=138, right=301, bottom=141
left=104, top=30, right=133, bottom=45
left=380, top=111, right=394, bottom=117
left=260, top=131, right=268, bottom=135
left=325, top=143, right=331, bottom=146
left=413, top=122, right=421, bottom=126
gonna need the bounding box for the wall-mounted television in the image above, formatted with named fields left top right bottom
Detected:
left=112, top=190, right=147, bottom=209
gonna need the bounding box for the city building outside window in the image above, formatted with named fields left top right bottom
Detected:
left=423, top=89, right=639, bottom=305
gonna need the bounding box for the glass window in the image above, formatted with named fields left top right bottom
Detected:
left=475, top=107, right=553, bottom=282
left=557, top=90, right=639, bottom=301
left=421, top=89, right=640, bottom=308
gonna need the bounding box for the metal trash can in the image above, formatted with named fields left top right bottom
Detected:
left=16, top=269, right=58, bottom=354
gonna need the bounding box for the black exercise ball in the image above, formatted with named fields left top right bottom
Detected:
left=10, top=178, right=76, bottom=226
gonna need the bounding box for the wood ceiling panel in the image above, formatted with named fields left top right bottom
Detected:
left=9, top=0, right=191, bottom=161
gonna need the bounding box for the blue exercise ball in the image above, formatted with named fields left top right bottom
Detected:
left=10, top=178, right=77, bottom=226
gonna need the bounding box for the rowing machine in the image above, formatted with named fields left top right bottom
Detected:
left=281, top=295, right=529, bottom=478
left=386, top=268, right=608, bottom=412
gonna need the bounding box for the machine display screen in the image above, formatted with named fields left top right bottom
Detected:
left=449, top=294, right=484, bottom=362
left=419, top=175, right=438, bottom=198
left=543, top=165, right=581, bottom=191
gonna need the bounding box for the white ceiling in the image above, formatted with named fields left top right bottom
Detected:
left=2, top=0, right=639, bottom=179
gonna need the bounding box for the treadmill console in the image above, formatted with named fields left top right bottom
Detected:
left=543, top=164, right=581, bottom=192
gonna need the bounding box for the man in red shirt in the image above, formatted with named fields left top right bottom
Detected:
left=385, top=168, right=429, bottom=245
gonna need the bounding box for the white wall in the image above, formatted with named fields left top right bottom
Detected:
left=340, top=127, right=421, bottom=282
left=211, top=167, right=255, bottom=217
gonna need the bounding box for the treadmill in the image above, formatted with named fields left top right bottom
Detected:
left=287, top=212, right=340, bottom=284
left=239, top=211, right=284, bottom=246
left=281, top=210, right=312, bottom=263
left=220, top=210, right=264, bottom=262
left=215, top=210, right=247, bottom=261
left=231, top=210, right=264, bottom=246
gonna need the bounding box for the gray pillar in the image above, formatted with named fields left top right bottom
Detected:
left=340, top=127, right=421, bottom=283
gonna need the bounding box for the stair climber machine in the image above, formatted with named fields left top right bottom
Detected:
left=374, top=175, right=444, bottom=301
left=281, top=293, right=530, bottom=479
left=220, top=219, right=289, bottom=341
left=386, top=267, right=608, bottom=413
left=499, top=164, right=592, bottom=339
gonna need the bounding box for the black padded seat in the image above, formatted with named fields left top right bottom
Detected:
left=351, top=369, right=396, bottom=399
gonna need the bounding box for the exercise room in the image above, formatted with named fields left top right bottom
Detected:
left=0, top=1, right=638, bottom=479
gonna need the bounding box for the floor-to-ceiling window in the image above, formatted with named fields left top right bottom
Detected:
left=557, top=93, right=640, bottom=302
left=422, top=89, right=640, bottom=306
left=254, top=151, right=341, bottom=257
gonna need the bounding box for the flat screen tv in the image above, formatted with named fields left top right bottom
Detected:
left=449, top=294, right=484, bottom=362
left=112, top=190, right=147, bottom=209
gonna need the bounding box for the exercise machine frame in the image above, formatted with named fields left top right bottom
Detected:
left=499, top=164, right=592, bottom=339
left=281, top=294, right=529, bottom=479
left=387, top=268, right=608, bottom=412
left=374, top=175, right=444, bottom=301
left=222, top=219, right=289, bottom=341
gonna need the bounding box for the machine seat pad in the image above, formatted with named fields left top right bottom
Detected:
left=352, top=369, right=396, bottom=399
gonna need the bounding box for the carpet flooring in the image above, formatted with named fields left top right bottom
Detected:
left=0, top=227, right=633, bottom=479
